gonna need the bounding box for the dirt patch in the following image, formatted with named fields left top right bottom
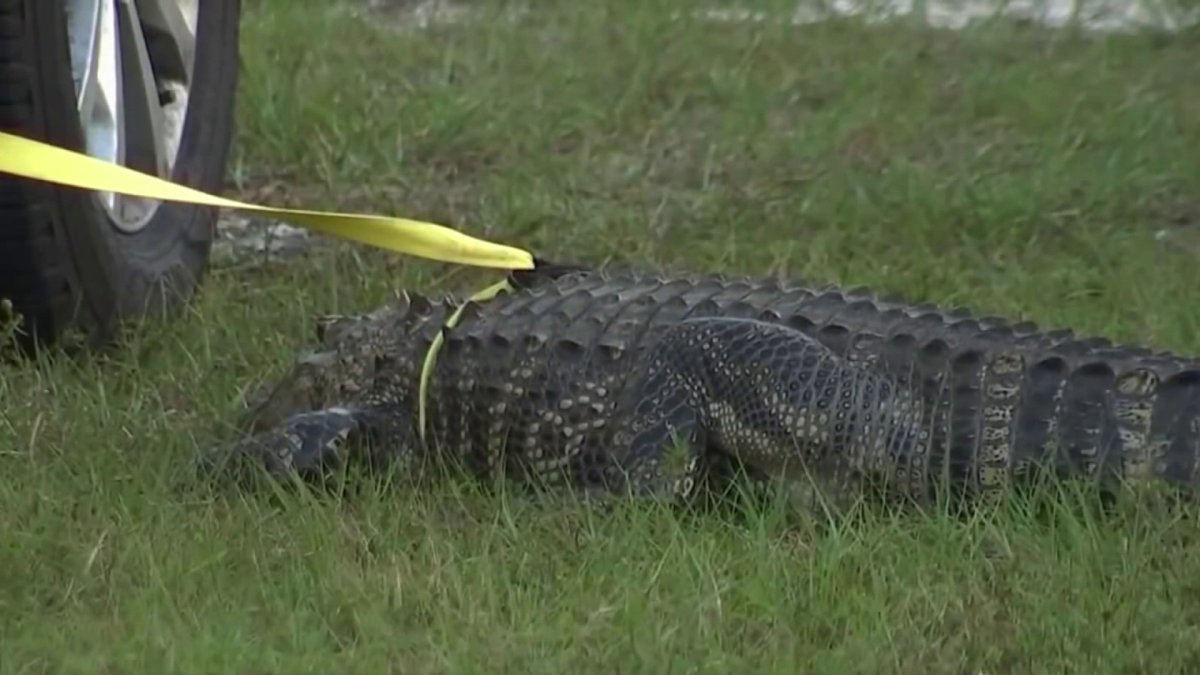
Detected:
left=211, top=212, right=313, bottom=267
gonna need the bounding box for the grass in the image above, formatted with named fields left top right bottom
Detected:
left=4, top=0, right=1200, bottom=671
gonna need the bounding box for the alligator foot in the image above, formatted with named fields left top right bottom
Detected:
left=197, top=405, right=420, bottom=488
left=614, top=317, right=926, bottom=510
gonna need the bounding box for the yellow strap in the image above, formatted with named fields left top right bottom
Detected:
left=417, top=277, right=515, bottom=443
left=0, top=132, right=534, bottom=270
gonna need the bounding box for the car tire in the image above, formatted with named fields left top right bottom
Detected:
left=0, top=0, right=241, bottom=349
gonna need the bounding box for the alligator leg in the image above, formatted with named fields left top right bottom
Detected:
left=615, top=379, right=710, bottom=502
left=198, top=403, right=421, bottom=487
left=616, top=317, right=926, bottom=510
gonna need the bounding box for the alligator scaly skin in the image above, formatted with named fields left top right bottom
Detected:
left=209, top=268, right=1200, bottom=508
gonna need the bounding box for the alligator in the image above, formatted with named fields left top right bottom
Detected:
left=202, top=265, right=1200, bottom=511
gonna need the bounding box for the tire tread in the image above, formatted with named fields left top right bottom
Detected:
left=0, top=0, right=240, bottom=348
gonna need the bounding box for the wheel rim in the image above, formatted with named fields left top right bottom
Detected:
left=64, top=0, right=200, bottom=233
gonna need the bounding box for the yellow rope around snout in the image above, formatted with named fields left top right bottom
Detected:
left=0, top=131, right=534, bottom=271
